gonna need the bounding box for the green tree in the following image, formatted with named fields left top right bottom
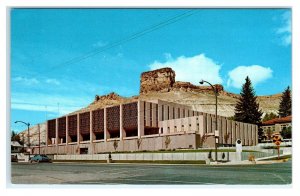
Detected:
left=278, top=86, right=292, bottom=117
left=281, top=126, right=292, bottom=139
left=234, top=76, right=263, bottom=124
left=262, top=112, right=279, bottom=122
left=11, top=130, right=20, bottom=142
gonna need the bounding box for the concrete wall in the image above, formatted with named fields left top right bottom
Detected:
left=37, top=133, right=198, bottom=155
left=45, top=99, right=258, bottom=154
left=53, top=151, right=272, bottom=163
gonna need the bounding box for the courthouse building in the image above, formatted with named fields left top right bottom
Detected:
left=37, top=99, right=258, bottom=155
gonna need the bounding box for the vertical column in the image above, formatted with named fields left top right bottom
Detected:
left=169, top=105, right=174, bottom=120
left=198, top=115, right=204, bottom=135
left=152, top=103, right=157, bottom=127
left=211, top=115, right=216, bottom=134
left=221, top=117, right=227, bottom=145
left=217, top=116, right=222, bottom=144
left=247, top=124, right=250, bottom=145
left=203, top=113, right=207, bottom=134
left=120, top=104, right=125, bottom=139
left=251, top=125, right=255, bottom=146
left=104, top=107, right=108, bottom=141
left=164, top=105, right=168, bottom=121
left=207, top=114, right=212, bottom=133
left=145, top=102, right=151, bottom=127
left=184, top=108, right=189, bottom=118
left=90, top=110, right=94, bottom=143
left=55, top=118, right=59, bottom=146
left=66, top=116, right=69, bottom=145
left=77, top=113, right=81, bottom=143
left=232, top=121, right=236, bottom=144
left=158, top=102, right=162, bottom=121
left=174, top=106, right=178, bottom=119
left=255, top=125, right=258, bottom=145
left=240, top=123, right=244, bottom=145
left=138, top=100, right=145, bottom=138
left=227, top=120, right=232, bottom=145
left=46, top=121, right=49, bottom=146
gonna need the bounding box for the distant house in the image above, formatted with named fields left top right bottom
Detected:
left=11, top=141, right=23, bottom=153
left=261, top=115, right=292, bottom=140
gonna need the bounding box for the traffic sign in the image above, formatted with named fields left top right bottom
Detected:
left=272, top=134, right=282, bottom=146
left=272, top=134, right=282, bottom=160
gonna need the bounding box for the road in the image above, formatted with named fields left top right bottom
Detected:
left=10, top=161, right=292, bottom=185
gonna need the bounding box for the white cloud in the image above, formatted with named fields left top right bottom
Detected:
left=276, top=11, right=291, bottom=46
left=45, top=78, right=60, bottom=85
left=148, top=53, right=223, bottom=85
left=12, top=77, right=39, bottom=85
left=227, top=65, right=273, bottom=88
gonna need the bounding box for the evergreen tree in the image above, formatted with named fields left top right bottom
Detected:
left=234, top=76, right=262, bottom=124
left=262, top=112, right=278, bottom=122
left=278, top=86, right=292, bottom=117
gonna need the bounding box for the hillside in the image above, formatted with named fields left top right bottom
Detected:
left=18, top=67, right=282, bottom=145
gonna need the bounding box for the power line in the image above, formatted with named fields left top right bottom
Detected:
left=46, top=9, right=198, bottom=72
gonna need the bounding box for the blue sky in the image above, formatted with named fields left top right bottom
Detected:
left=10, top=8, right=291, bottom=132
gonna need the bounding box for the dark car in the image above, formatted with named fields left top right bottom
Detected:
left=11, top=155, right=18, bottom=162
left=30, top=154, right=52, bottom=163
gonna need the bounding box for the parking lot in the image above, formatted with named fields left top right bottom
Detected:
left=10, top=160, right=292, bottom=185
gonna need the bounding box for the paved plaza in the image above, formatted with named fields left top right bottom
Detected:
left=10, top=160, right=292, bottom=185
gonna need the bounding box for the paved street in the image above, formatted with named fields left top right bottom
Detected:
left=10, top=160, right=292, bottom=185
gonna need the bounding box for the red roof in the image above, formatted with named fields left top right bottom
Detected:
left=262, top=115, right=292, bottom=125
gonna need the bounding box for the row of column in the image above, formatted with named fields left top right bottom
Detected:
left=47, top=101, right=145, bottom=146
left=202, top=113, right=258, bottom=146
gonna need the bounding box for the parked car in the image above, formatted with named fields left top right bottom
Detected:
left=11, top=155, right=18, bottom=162
left=30, top=154, right=52, bottom=163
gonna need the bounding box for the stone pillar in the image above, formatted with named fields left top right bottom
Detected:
left=203, top=113, right=207, bottom=134
left=255, top=125, right=258, bottom=145
left=46, top=121, right=49, bottom=146
left=90, top=110, right=95, bottom=143
left=104, top=107, right=109, bottom=140
left=138, top=100, right=145, bottom=138
left=221, top=117, right=227, bottom=145
left=217, top=116, right=222, bottom=144
left=240, top=123, right=244, bottom=145
left=164, top=105, right=168, bottom=121
left=55, top=118, right=59, bottom=146
left=232, top=121, right=236, bottom=144
left=198, top=115, right=204, bottom=135
left=152, top=103, right=157, bottom=127
left=247, top=124, right=251, bottom=146
left=226, top=120, right=232, bottom=145
left=120, top=104, right=125, bottom=139
left=144, top=102, right=150, bottom=127
left=66, top=116, right=69, bottom=145
left=77, top=113, right=81, bottom=143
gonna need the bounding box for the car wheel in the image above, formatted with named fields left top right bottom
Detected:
left=36, top=160, right=39, bottom=163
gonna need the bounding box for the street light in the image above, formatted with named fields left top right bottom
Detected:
left=15, top=121, right=30, bottom=159
left=199, top=80, right=219, bottom=162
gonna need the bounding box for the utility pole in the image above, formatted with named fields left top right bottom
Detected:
left=200, top=80, right=219, bottom=162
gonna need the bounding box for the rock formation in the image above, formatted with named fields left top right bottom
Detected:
left=140, top=67, right=175, bottom=93
left=140, top=67, right=226, bottom=95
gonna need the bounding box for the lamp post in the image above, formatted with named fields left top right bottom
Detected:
left=199, top=80, right=219, bottom=162
left=15, top=121, right=30, bottom=159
